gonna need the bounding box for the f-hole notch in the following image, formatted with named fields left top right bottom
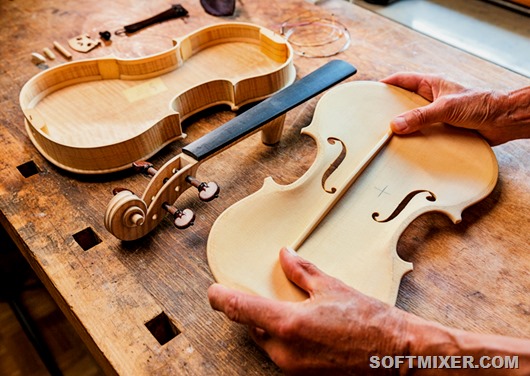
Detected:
left=321, top=137, right=347, bottom=193
left=372, top=190, right=436, bottom=223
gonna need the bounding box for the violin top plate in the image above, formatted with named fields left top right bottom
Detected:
left=207, top=81, right=498, bottom=304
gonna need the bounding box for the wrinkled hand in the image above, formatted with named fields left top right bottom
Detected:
left=208, top=247, right=410, bottom=375
left=381, top=73, right=530, bottom=145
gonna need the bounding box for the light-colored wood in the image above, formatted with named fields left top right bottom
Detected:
left=104, top=153, right=200, bottom=241
left=2, top=0, right=529, bottom=374
left=52, top=41, right=72, bottom=59
left=43, top=47, right=56, bottom=60
left=31, top=52, right=46, bottom=65
left=207, top=81, right=498, bottom=304
left=20, top=22, right=295, bottom=174
left=67, top=34, right=101, bottom=53
left=260, top=114, right=287, bottom=145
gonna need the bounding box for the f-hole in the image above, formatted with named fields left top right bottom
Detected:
left=321, top=137, right=347, bottom=194
left=372, top=190, right=436, bottom=223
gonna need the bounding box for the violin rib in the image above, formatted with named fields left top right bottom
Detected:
left=19, top=22, right=296, bottom=174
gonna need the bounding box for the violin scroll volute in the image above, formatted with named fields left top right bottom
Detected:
left=104, top=153, right=204, bottom=240
left=105, top=189, right=148, bottom=240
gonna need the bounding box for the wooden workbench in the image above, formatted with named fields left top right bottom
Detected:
left=1, top=0, right=528, bottom=374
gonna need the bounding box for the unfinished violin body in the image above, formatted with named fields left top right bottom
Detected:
left=19, top=22, right=295, bottom=174
left=207, top=81, right=498, bottom=304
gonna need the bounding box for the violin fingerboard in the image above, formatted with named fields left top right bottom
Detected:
left=182, top=60, right=357, bottom=161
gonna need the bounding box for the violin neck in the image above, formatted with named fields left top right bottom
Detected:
left=182, top=60, right=357, bottom=161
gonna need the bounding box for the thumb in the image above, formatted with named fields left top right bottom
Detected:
left=279, top=247, right=329, bottom=296
left=390, top=102, right=447, bottom=134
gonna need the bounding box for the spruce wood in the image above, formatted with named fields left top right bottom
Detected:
left=104, top=60, right=357, bottom=241
left=19, top=22, right=296, bottom=174
left=207, top=81, right=498, bottom=304
left=3, top=1, right=529, bottom=374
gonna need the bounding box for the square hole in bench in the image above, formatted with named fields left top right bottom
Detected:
left=72, top=227, right=101, bottom=251
left=145, top=311, right=181, bottom=346
left=17, top=160, right=40, bottom=178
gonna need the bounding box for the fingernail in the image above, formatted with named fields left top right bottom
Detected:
left=285, top=246, right=298, bottom=256
left=391, top=116, right=408, bottom=132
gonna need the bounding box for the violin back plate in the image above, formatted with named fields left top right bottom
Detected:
left=207, top=81, right=498, bottom=304
left=19, top=22, right=295, bottom=174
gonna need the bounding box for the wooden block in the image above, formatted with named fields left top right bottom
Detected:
left=53, top=41, right=72, bottom=59
left=43, top=47, right=56, bottom=60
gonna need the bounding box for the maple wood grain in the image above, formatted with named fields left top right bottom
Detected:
left=0, top=0, right=528, bottom=374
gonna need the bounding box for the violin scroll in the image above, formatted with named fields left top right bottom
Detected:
left=105, top=189, right=147, bottom=237
left=104, top=153, right=209, bottom=240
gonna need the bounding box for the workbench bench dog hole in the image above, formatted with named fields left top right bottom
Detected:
left=72, top=227, right=102, bottom=251
left=145, top=312, right=181, bottom=345
left=16, top=160, right=40, bottom=178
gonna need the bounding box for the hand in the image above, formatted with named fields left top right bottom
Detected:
left=381, top=73, right=530, bottom=145
left=208, top=247, right=411, bottom=375
left=208, top=247, right=530, bottom=374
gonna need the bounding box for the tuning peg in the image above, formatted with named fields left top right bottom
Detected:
left=162, top=202, right=195, bottom=229
left=185, top=175, right=220, bottom=202
left=133, top=161, right=157, bottom=176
